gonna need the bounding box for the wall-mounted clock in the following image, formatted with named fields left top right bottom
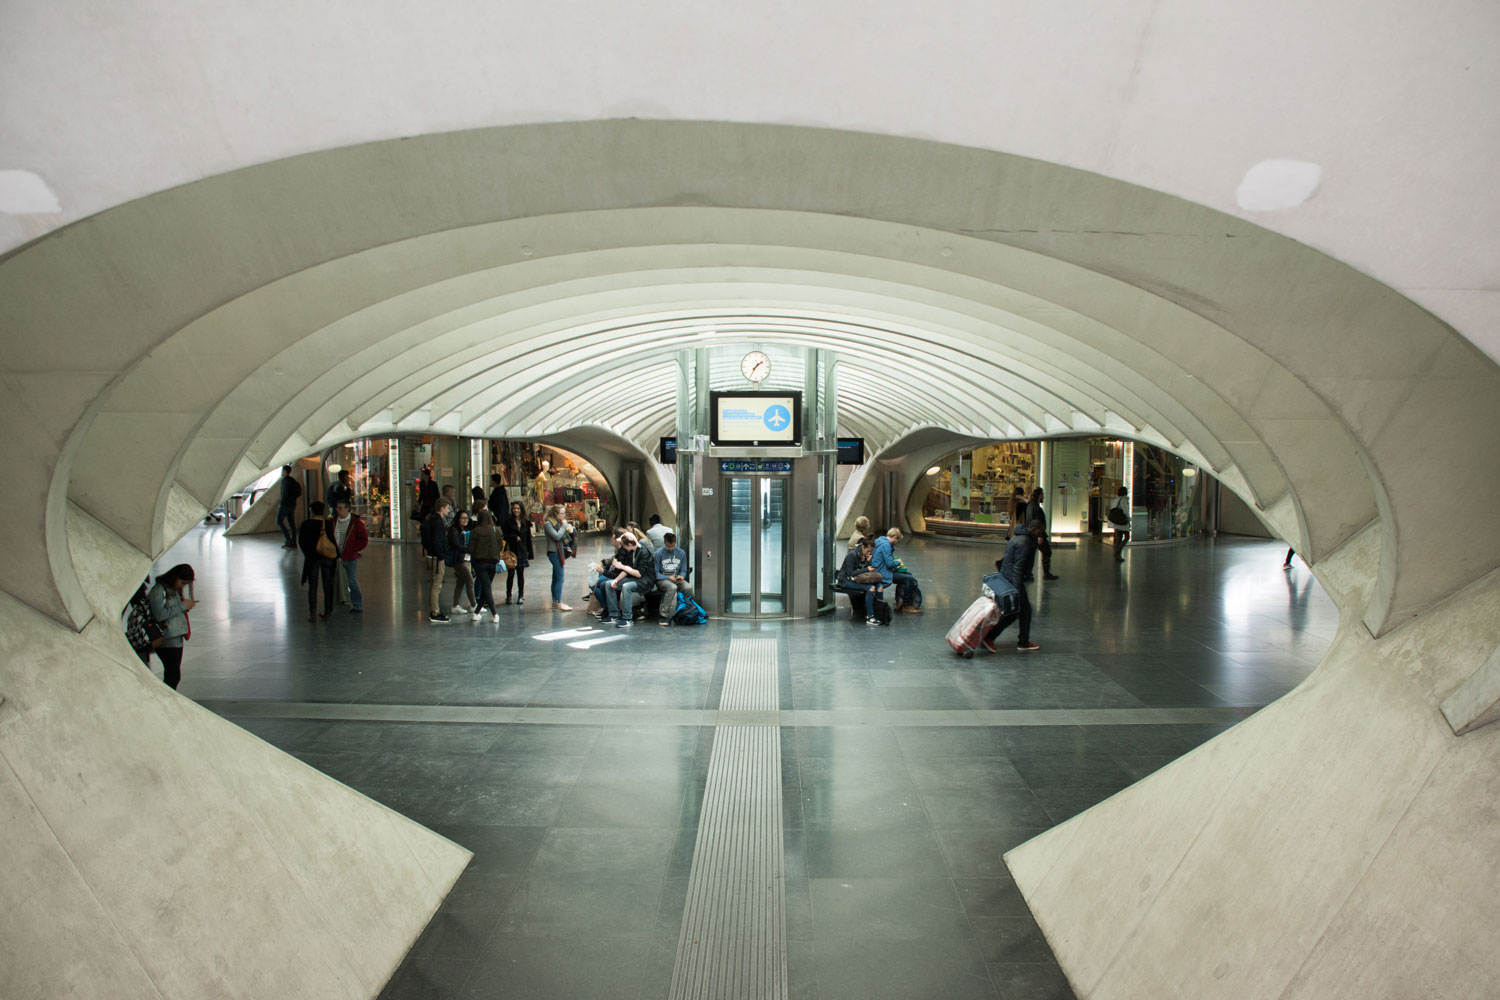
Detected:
left=741, top=351, right=771, bottom=384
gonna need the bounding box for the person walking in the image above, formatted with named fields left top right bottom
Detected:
left=448, top=508, right=476, bottom=614
left=332, top=499, right=368, bottom=613
left=1023, top=488, right=1060, bottom=581
left=502, top=501, right=534, bottom=605
left=1109, top=486, right=1130, bottom=561
left=275, top=465, right=303, bottom=549
left=543, top=505, right=574, bottom=611
left=983, top=520, right=1042, bottom=652
left=148, top=564, right=197, bottom=688
left=299, top=501, right=338, bottom=621
left=470, top=509, right=502, bottom=621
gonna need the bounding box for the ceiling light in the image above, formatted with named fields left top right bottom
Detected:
left=926, top=466, right=941, bottom=476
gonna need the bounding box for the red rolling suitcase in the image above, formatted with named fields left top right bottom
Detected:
left=946, top=596, right=1000, bottom=658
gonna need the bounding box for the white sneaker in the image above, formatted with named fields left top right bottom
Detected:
left=472, top=612, right=482, bottom=622
left=491, top=612, right=499, bottom=623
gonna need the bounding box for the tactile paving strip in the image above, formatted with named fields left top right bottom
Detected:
left=669, top=636, right=787, bottom=1000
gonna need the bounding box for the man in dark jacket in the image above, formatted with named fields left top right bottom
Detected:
left=1023, top=487, right=1060, bottom=581
left=596, top=532, right=655, bottom=628
left=985, top=519, right=1042, bottom=652
left=421, top=499, right=453, bottom=623
left=276, top=465, right=302, bottom=548
left=486, top=474, right=509, bottom=523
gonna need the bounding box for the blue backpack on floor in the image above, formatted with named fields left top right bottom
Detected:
left=672, top=593, right=709, bottom=626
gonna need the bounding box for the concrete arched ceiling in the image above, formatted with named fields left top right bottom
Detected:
left=3, top=2, right=1496, bottom=369
left=2, top=122, right=1498, bottom=644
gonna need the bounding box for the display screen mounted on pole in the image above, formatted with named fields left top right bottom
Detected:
left=709, top=391, right=803, bottom=446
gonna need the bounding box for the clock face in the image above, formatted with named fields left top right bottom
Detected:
left=741, top=351, right=771, bottom=383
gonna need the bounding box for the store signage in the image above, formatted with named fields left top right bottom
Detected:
left=720, top=460, right=793, bottom=474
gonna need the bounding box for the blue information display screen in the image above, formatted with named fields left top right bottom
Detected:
left=710, top=391, right=802, bottom=445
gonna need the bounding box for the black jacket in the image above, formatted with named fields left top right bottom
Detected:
left=608, top=544, right=656, bottom=587
left=501, top=513, right=534, bottom=568
left=421, top=512, right=451, bottom=560
left=298, top=516, right=334, bottom=583
left=486, top=485, right=509, bottom=524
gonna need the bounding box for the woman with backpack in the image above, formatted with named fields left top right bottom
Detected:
left=148, top=564, right=197, bottom=688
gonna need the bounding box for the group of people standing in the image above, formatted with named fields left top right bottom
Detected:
left=836, top=517, right=924, bottom=625
left=420, top=484, right=562, bottom=623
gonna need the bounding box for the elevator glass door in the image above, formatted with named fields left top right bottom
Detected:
left=724, top=476, right=788, bottom=617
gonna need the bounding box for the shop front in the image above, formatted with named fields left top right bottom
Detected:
left=918, top=438, right=1205, bottom=543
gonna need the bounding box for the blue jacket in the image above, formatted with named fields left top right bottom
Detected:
left=870, top=536, right=898, bottom=585
left=655, top=545, right=689, bottom=580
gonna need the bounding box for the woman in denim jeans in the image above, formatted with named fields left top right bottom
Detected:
left=543, top=504, right=573, bottom=611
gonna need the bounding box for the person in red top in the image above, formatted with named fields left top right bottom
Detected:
left=332, top=499, right=369, bottom=613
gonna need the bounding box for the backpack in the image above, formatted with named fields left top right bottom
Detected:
left=873, top=597, right=892, bottom=625
left=672, top=593, right=709, bottom=626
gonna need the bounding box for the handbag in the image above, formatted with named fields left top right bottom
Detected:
left=314, top=522, right=338, bottom=559
left=852, top=569, right=883, bottom=585
left=501, top=540, right=518, bottom=570
left=1107, top=500, right=1129, bottom=526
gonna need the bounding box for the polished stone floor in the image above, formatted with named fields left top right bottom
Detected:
left=155, top=524, right=1337, bottom=1000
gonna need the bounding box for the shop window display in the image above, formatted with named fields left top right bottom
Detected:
left=486, top=440, right=614, bottom=532
left=326, top=439, right=392, bottom=538
left=923, top=442, right=1036, bottom=533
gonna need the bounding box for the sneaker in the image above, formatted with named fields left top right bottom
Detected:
left=659, top=618, right=671, bottom=627
left=349, top=607, right=362, bottom=614
left=472, top=612, right=483, bottom=622
left=452, top=605, right=468, bottom=615
left=900, top=606, right=923, bottom=614
left=429, top=613, right=450, bottom=624
left=517, top=596, right=524, bottom=605
left=616, top=618, right=632, bottom=628
left=866, top=616, right=880, bottom=626
left=554, top=603, right=574, bottom=611
left=1043, top=574, right=1060, bottom=581
left=491, top=612, right=500, bottom=623
left=980, top=638, right=997, bottom=653
left=1017, top=641, right=1041, bottom=651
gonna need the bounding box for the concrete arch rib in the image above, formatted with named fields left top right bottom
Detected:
left=3, top=122, right=1491, bottom=636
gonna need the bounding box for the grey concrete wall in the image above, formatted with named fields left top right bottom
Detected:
left=1007, top=526, right=1500, bottom=998
left=0, top=506, right=470, bottom=1000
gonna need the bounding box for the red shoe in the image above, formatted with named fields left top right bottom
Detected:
left=1016, top=641, right=1041, bottom=652
left=980, top=639, right=997, bottom=653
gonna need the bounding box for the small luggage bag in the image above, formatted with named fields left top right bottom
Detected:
left=947, top=595, right=1000, bottom=657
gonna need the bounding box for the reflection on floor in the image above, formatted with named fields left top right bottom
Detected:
left=153, top=524, right=1337, bottom=1000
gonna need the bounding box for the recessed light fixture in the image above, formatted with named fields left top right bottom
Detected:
left=926, top=466, right=941, bottom=476
left=1183, top=468, right=1197, bottom=477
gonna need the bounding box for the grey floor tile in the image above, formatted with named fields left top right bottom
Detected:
left=809, top=878, right=971, bottom=940
left=986, top=960, right=1078, bottom=999
left=810, top=938, right=997, bottom=1000
left=934, top=828, right=1047, bottom=878
left=498, top=874, right=663, bottom=937
left=798, top=827, right=949, bottom=878
left=528, top=827, right=677, bottom=878
left=462, top=933, right=651, bottom=999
